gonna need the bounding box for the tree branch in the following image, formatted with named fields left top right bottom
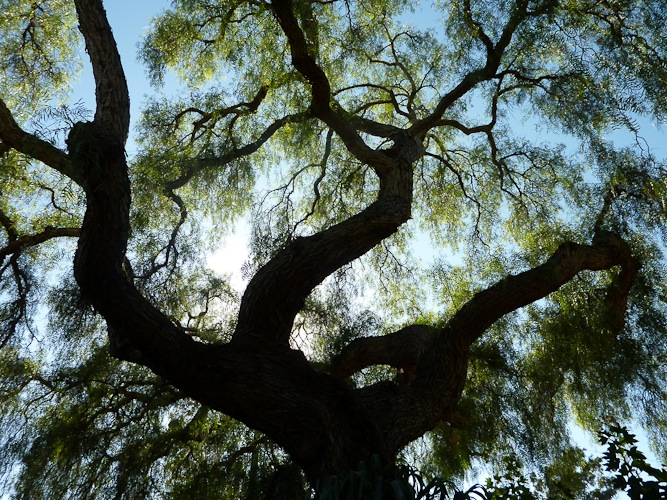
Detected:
left=354, top=232, right=639, bottom=454
left=269, top=0, right=397, bottom=175
left=341, top=230, right=638, bottom=391
left=328, top=325, right=437, bottom=380
left=233, top=181, right=413, bottom=345
left=462, top=0, right=495, bottom=56
left=1, top=226, right=80, bottom=263
left=230, top=0, right=431, bottom=346
left=173, top=86, right=269, bottom=145
left=61, top=0, right=400, bottom=479
left=409, top=0, right=530, bottom=137
left=342, top=110, right=402, bottom=139
left=439, top=231, right=638, bottom=354
left=0, top=98, right=81, bottom=184
left=73, top=0, right=130, bottom=144
left=166, top=113, right=304, bottom=191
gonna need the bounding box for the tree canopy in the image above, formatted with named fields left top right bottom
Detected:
left=1, top=0, right=667, bottom=497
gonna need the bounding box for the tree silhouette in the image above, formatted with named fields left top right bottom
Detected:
left=1, top=0, right=666, bottom=497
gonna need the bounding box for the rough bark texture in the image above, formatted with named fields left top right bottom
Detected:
left=0, top=0, right=641, bottom=486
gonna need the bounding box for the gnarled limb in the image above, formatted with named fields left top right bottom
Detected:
left=68, top=0, right=190, bottom=379
left=233, top=177, right=413, bottom=345
left=63, top=1, right=394, bottom=481
left=234, top=0, right=431, bottom=345
left=329, top=325, right=437, bottom=380
left=350, top=233, right=639, bottom=454
left=436, top=232, right=638, bottom=355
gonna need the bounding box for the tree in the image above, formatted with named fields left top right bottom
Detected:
left=1, top=0, right=666, bottom=497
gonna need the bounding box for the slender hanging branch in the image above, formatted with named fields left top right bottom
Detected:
left=166, top=113, right=305, bottom=191
left=409, top=0, right=530, bottom=137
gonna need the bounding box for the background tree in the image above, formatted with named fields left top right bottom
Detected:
left=1, top=0, right=667, bottom=497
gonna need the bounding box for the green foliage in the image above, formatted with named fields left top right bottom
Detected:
left=482, top=425, right=667, bottom=499
left=484, top=450, right=614, bottom=500
left=308, top=430, right=667, bottom=500
left=2, top=342, right=290, bottom=498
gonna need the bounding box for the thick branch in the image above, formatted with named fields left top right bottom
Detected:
left=329, top=325, right=437, bottom=379
left=440, top=232, right=638, bottom=353
left=342, top=110, right=402, bottom=139
left=65, top=4, right=392, bottom=480
left=1, top=227, right=80, bottom=262
left=234, top=172, right=413, bottom=345
left=234, top=1, right=432, bottom=346
left=73, top=0, right=130, bottom=143
left=270, top=0, right=396, bottom=175
left=0, top=98, right=81, bottom=184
